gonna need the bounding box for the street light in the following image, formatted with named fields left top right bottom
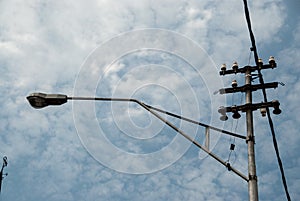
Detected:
left=26, top=92, right=249, bottom=182
left=27, top=93, right=68, bottom=109
left=26, top=92, right=245, bottom=139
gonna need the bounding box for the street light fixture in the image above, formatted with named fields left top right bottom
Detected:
left=26, top=92, right=248, bottom=182
left=27, top=93, right=68, bottom=109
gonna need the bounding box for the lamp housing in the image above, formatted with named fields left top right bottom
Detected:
left=27, top=92, right=68, bottom=109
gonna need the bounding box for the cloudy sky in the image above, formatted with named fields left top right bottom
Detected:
left=0, top=0, right=299, bottom=200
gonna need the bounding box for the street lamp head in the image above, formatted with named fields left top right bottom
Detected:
left=26, top=92, right=68, bottom=109
left=27, top=93, right=48, bottom=109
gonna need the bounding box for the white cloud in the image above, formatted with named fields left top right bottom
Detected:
left=0, top=0, right=298, bottom=200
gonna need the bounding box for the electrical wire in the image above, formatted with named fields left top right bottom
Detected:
left=242, top=0, right=291, bottom=200
left=144, top=103, right=246, bottom=139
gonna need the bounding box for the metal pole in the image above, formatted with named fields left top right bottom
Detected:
left=0, top=156, right=8, bottom=194
left=0, top=165, right=3, bottom=193
left=245, top=67, right=259, bottom=201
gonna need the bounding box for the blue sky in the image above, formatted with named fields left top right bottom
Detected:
left=0, top=0, right=299, bottom=200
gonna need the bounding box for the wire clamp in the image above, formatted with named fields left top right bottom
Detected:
left=249, top=174, right=257, bottom=181
left=226, top=162, right=232, bottom=171
left=246, top=136, right=255, bottom=144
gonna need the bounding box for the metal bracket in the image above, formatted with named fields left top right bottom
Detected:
left=219, top=82, right=278, bottom=95
left=249, top=174, right=257, bottom=181
left=246, top=136, right=255, bottom=144
left=219, top=100, right=280, bottom=114
left=219, top=64, right=276, bottom=76
left=226, top=162, right=232, bottom=171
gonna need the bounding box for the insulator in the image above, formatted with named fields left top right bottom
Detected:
left=232, top=80, right=238, bottom=88
left=258, top=58, right=263, bottom=66
left=221, top=64, right=226, bottom=71
left=260, top=107, right=267, bottom=117
left=220, top=115, right=228, bottom=121
left=232, top=61, right=238, bottom=72
left=218, top=106, right=226, bottom=115
left=272, top=100, right=281, bottom=115
left=273, top=108, right=281, bottom=115
left=218, top=106, right=228, bottom=121
left=269, top=56, right=276, bottom=67
left=231, top=105, right=241, bottom=119
left=232, top=111, right=241, bottom=119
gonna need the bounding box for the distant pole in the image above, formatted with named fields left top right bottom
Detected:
left=0, top=156, right=8, bottom=193
left=245, top=67, right=258, bottom=201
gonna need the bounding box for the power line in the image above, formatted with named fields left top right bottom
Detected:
left=242, top=0, right=291, bottom=200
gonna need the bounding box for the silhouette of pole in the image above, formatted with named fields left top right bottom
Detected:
left=0, top=156, right=8, bottom=193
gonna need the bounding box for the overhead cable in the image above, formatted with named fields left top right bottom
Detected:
left=242, top=0, right=291, bottom=200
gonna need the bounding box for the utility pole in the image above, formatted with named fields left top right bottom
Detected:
left=218, top=57, right=281, bottom=201
left=245, top=66, right=258, bottom=201
left=0, top=156, right=8, bottom=193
